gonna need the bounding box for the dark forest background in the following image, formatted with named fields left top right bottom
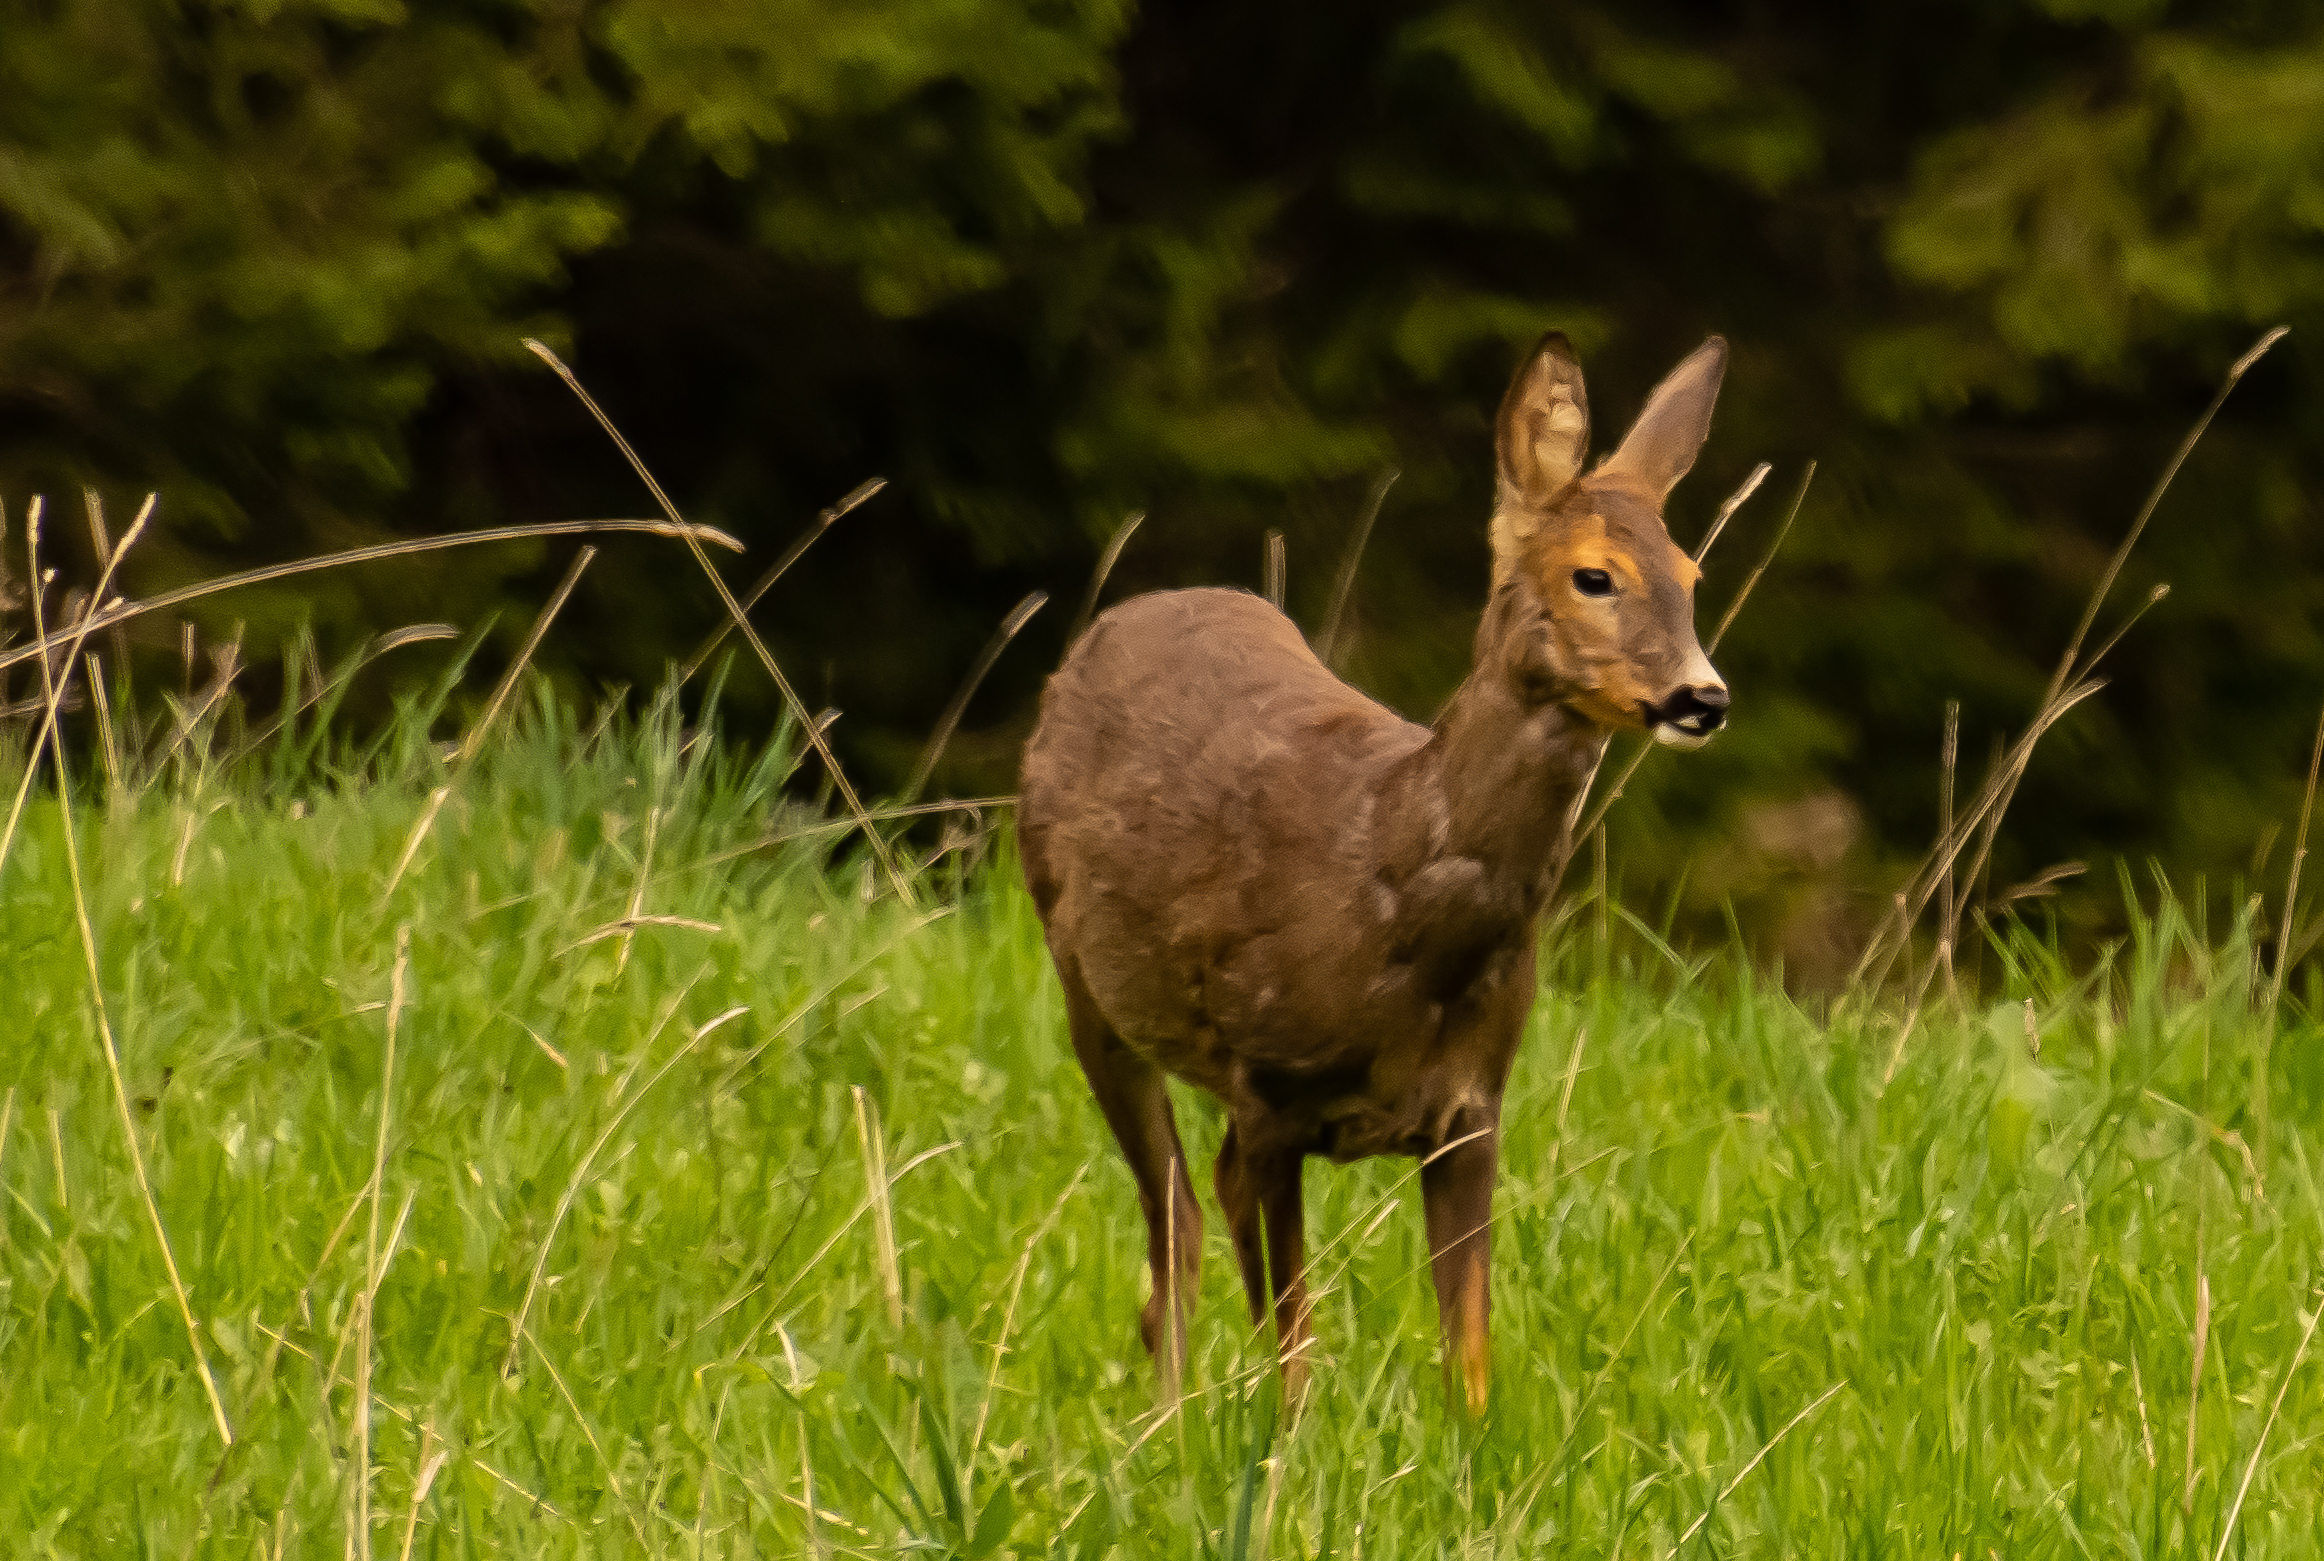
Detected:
left=6, top=0, right=2324, bottom=968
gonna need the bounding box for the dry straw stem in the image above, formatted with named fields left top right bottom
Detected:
left=612, top=801, right=660, bottom=977
left=903, top=590, right=1047, bottom=807
left=347, top=1186, right=415, bottom=1561
left=2142, top=1088, right=2265, bottom=1203
left=2256, top=701, right=2324, bottom=1162
left=153, top=625, right=246, bottom=776
left=1879, top=943, right=1950, bottom=1087
left=710, top=910, right=952, bottom=1103
left=1859, top=324, right=2287, bottom=990
left=394, top=1422, right=450, bottom=1561
left=1924, top=584, right=2164, bottom=966
left=22, top=504, right=235, bottom=1449
left=45, top=1106, right=65, bottom=1214
left=2213, top=1288, right=2324, bottom=1561
left=2265, top=703, right=2324, bottom=1019
left=1938, top=699, right=1961, bottom=996
left=245, top=1179, right=373, bottom=1413
left=557, top=913, right=721, bottom=954
left=1547, top=1025, right=1588, bottom=1180
left=2049, top=326, right=2286, bottom=718
left=522, top=338, right=916, bottom=904
left=676, top=476, right=886, bottom=688
left=0, top=492, right=151, bottom=881
left=1263, top=528, right=1286, bottom=611
left=1543, top=1232, right=1694, bottom=1471
left=2186, top=1269, right=2211, bottom=1514
left=736, top=1138, right=963, bottom=1358
left=852, top=1085, right=905, bottom=1329
left=0, top=517, right=739, bottom=678
left=501, top=1002, right=748, bottom=1376
left=2131, top=1352, right=2158, bottom=1469
left=1577, top=461, right=1806, bottom=842
left=458, top=544, right=596, bottom=765
left=1318, top=468, right=1400, bottom=669
left=1065, top=510, right=1144, bottom=647
left=1704, top=460, right=1807, bottom=654
left=678, top=796, right=1014, bottom=877
left=521, top=1324, right=655, bottom=1554
left=85, top=491, right=136, bottom=670
left=353, top=927, right=412, bottom=1561
left=382, top=549, right=599, bottom=893
left=228, top=623, right=461, bottom=769
left=970, top=1164, right=1090, bottom=1475
left=1694, top=460, right=1771, bottom=566
left=1662, top=1378, right=1846, bottom=1558
left=1851, top=676, right=2111, bottom=995
left=770, top=1320, right=826, bottom=1561
left=84, top=652, right=121, bottom=794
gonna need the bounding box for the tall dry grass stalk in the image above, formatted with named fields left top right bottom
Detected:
left=1065, top=511, right=1145, bottom=648
left=1856, top=325, right=2287, bottom=999
left=1937, top=699, right=1960, bottom=998
left=903, top=590, right=1047, bottom=807
left=394, top=1422, right=450, bottom=1561
left=2185, top=1269, right=2211, bottom=1513
left=352, top=927, right=413, bottom=1561
left=521, top=1324, right=654, bottom=1553
left=2213, top=1289, right=2324, bottom=1560
left=226, top=623, right=461, bottom=770
left=1694, top=461, right=1771, bottom=567
left=853, top=1085, right=905, bottom=1330
left=971, top=1164, right=1089, bottom=1475
left=458, top=545, right=596, bottom=765
left=379, top=547, right=604, bottom=897
left=0, top=517, right=739, bottom=679
left=22, top=500, right=235, bottom=1449
left=1661, top=1378, right=1846, bottom=1558
left=676, top=476, right=886, bottom=688
left=1318, top=468, right=1399, bottom=669
left=521, top=338, right=917, bottom=905
left=0, top=494, right=150, bottom=878
left=2256, top=703, right=2324, bottom=1161
left=500, top=994, right=746, bottom=1376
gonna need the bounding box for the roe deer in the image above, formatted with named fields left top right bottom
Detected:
left=1018, top=332, right=1730, bottom=1415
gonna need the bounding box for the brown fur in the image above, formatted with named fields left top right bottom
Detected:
left=1018, top=332, right=1731, bottom=1413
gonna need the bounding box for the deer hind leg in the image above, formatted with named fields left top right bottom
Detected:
left=1214, top=1122, right=1312, bottom=1392
left=1057, top=960, right=1201, bottom=1393
left=1213, top=1126, right=1268, bottom=1329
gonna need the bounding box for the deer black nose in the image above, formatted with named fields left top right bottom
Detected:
left=1653, top=684, right=1728, bottom=736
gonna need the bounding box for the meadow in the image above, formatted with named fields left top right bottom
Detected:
left=2, top=682, right=2322, bottom=1560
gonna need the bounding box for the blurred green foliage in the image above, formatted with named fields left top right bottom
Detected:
left=5, top=0, right=2324, bottom=952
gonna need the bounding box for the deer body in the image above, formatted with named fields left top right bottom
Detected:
left=1020, top=333, right=1731, bottom=1414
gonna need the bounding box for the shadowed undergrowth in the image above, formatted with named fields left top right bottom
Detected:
left=1, top=695, right=2322, bottom=1557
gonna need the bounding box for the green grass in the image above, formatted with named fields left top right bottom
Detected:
left=3, top=690, right=2324, bottom=1558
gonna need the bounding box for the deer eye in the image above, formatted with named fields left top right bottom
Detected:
left=1572, top=568, right=1614, bottom=597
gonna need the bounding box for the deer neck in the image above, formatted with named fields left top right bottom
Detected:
left=1374, top=584, right=1608, bottom=914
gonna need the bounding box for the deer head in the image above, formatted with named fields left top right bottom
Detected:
left=1487, top=333, right=1730, bottom=749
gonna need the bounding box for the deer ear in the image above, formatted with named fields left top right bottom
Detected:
left=1495, top=332, right=1591, bottom=512
left=1601, top=336, right=1727, bottom=499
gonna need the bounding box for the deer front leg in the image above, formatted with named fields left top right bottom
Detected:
left=1215, top=1124, right=1312, bottom=1393
left=1422, top=1117, right=1500, bottom=1418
